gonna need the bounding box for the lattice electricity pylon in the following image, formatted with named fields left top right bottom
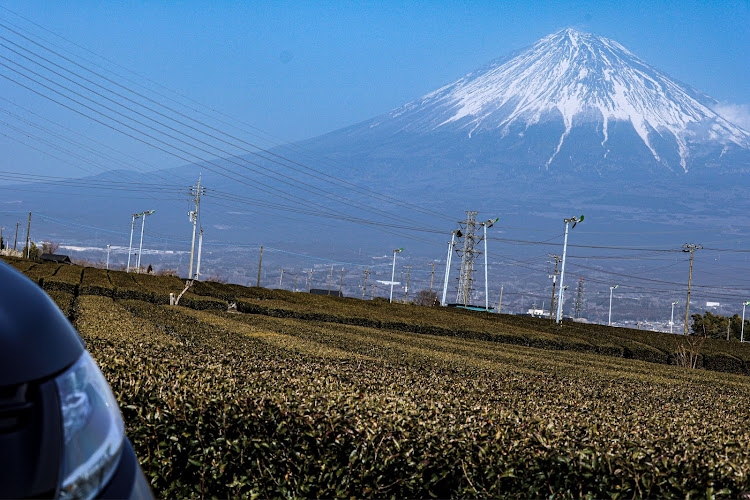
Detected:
left=574, top=277, right=585, bottom=319
left=455, top=211, right=482, bottom=306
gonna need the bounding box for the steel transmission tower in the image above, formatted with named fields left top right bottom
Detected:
left=574, top=278, right=585, bottom=319
left=455, top=211, right=481, bottom=306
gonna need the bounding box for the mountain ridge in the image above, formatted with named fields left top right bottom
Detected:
left=309, top=28, right=749, bottom=177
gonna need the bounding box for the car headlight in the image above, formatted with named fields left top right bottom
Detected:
left=55, top=351, right=125, bottom=500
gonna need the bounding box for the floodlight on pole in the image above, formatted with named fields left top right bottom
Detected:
left=479, top=218, right=498, bottom=311
left=441, top=230, right=461, bottom=306
left=670, top=300, right=679, bottom=334
left=136, top=210, right=155, bottom=273
left=555, top=215, right=583, bottom=324
left=608, top=284, right=619, bottom=326
left=126, top=212, right=143, bottom=273
left=389, top=248, right=403, bottom=303
left=742, top=300, right=750, bottom=343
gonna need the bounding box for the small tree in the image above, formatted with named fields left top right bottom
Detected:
left=24, top=242, right=41, bottom=259
left=42, top=241, right=61, bottom=254
left=414, top=290, right=439, bottom=307
left=692, top=311, right=749, bottom=341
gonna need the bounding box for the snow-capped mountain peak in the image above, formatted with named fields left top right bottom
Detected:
left=386, top=28, right=750, bottom=172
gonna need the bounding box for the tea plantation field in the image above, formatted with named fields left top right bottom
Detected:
left=5, top=257, right=750, bottom=497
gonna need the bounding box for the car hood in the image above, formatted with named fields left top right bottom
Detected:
left=0, top=261, right=84, bottom=386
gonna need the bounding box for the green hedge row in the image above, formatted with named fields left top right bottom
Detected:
left=76, top=297, right=750, bottom=498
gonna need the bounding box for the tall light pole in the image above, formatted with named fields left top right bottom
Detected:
left=126, top=212, right=143, bottom=273
left=390, top=248, right=403, bottom=303
left=106, top=244, right=111, bottom=270
left=480, top=218, right=499, bottom=311
left=441, top=230, right=461, bottom=306
left=608, top=284, right=619, bottom=326
left=136, top=210, right=155, bottom=273
left=556, top=215, right=583, bottom=324
left=670, top=300, right=679, bottom=334
left=742, top=300, right=750, bottom=343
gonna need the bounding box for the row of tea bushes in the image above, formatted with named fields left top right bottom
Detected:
left=4, top=256, right=750, bottom=375
left=75, top=296, right=750, bottom=498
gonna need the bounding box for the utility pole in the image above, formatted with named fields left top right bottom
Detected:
left=574, top=278, right=585, bottom=319
left=741, top=300, right=749, bottom=343
left=389, top=248, right=403, bottom=303
left=14, top=222, right=19, bottom=251
left=682, top=243, right=702, bottom=335
left=429, top=263, right=435, bottom=296
left=548, top=255, right=561, bottom=319
left=480, top=218, right=498, bottom=311
left=608, top=284, right=619, bottom=326
left=195, top=228, right=203, bottom=280
left=362, top=268, right=370, bottom=299
left=106, top=244, right=111, bottom=270
left=339, top=268, right=344, bottom=296
left=279, top=268, right=284, bottom=288
left=441, top=229, right=461, bottom=306
left=0, top=226, right=3, bottom=249
left=256, top=245, right=263, bottom=287
left=404, top=265, right=411, bottom=303
left=136, top=210, right=155, bottom=273
left=556, top=215, right=583, bottom=324
left=328, top=266, right=333, bottom=295
left=294, top=272, right=298, bottom=292
left=308, top=269, right=312, bottom=293
left=188, top=174, right=202, bottom=280
left=24, top=212, right=31, bottom=258
left=497, top=285, right=504, bottom=314
left=127, top=212, right=140, bottom=273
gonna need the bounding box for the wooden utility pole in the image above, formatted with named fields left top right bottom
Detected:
left=24, top=212, right=31, bottom=258
left=548, top=254, right=561, bottom=319
left=683, top=243, right=702, bottom=335
left=339, top=268, right=344, bottom=296
left=328, top=266, right=333, bottom=295
left=362, top=268, right=370, bottom=299
left=256, top=245, right=263, bottom=287
left=497, top=285, right=504, bottom=314
left=294, top=272, right=298, bottom=292
left=429, top=263, right=435, bottom=295
left=404, top=265, right=412, bottom=303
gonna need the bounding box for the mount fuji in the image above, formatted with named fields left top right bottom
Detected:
left=296, top=28, right=750, bottom=188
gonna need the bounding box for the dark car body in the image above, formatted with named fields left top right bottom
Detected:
left=0, top=261, right=151, bottom=498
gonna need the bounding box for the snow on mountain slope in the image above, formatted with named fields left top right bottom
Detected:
left=379, top=28, right=750, bottom=172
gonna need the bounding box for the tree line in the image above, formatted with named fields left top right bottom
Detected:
left=691, top=311, right=749, bottom=340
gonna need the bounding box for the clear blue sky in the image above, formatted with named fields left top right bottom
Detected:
left=1, top=0, right=748, bottom=176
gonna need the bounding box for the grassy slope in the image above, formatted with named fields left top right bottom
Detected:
left=5, top=257, right=750, bottom=497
